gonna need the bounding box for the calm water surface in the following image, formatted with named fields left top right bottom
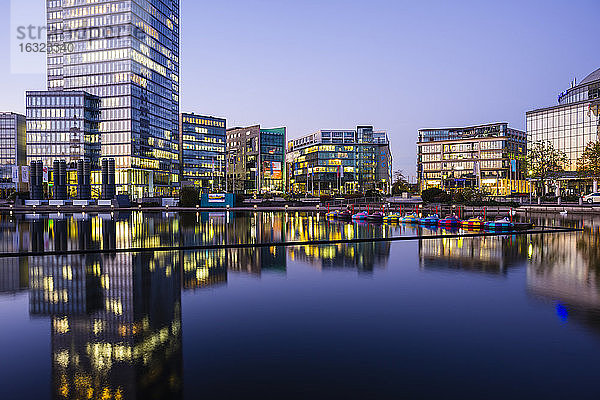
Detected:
left=0, top=212, right=599, bottom=399
left=0, top=210, right=546, bottom=253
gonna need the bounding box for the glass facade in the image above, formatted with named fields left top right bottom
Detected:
left=179, top=113, right=226, bottom=191
left=417, top=123, right=527, bottom=195
left=26, top=91, right=101, bottom=169
left=46, top=0, right=180, bottom=198
left=558, top=68, right=600, bottom=105
left=226, top=126, right=286, bottom=194
left=527, top=68, right=600, bottom=173
left=260, top=128, right=286, bottom=193
left=0, top=113, right=26, bottom=195
left=287, top=126, right=392, bottom=195
left=527, top=103, right=600, bottom=171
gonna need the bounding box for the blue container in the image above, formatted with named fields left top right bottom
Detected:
left=200, top=193, right=235, bottom=208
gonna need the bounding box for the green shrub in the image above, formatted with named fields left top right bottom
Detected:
left=453, top=188, right=485, bottom=204
left=365, top=189, right=382, bottom=199
left=421, top=188, right=451, bottom=203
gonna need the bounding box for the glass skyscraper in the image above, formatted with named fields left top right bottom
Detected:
left=46, top=0, right=180, bottom=198
left=179, top=113, right=226, bottom=191
left=0, top=112, right=26, bottom=196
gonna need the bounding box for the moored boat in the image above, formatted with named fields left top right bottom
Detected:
left=383, top=213, right=401, bottom=223
left=484, top=217, right=514, bottom=230
left=460, top=217, right=484, bottom=229
left=366, top=212, right=384, bottom=221
left=325, top=210, right=339, bottom=219
left=352, top=211, right=368, bottom=220
left=338, top=210, right=353, bottom=220
left=438, top=215, right=461, bottom=227
left=419, top=214, right=439, bottom=225
left=401, top=214, right=420, bottom=224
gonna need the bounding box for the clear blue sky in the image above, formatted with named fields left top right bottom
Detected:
left=0, top=0, right=598, bottom=176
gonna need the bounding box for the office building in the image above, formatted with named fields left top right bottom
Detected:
left=417, top=123, right=527, bottom=195
left=286, top=126, right=392, bottom=195
left=179, top=113, right=226, bottom=191
left=0, top=112, right=26, bottom=196
left=226, top=125, right=286, bottom=194
left=526, top=67, right=600, bottom=193
left=46, top=0, right=180, bottom=198
left=26, top=91, right=101, bottom=168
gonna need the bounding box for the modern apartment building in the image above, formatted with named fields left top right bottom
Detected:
left=526, top=67, right=600, bottom=193
left=226, top=125, right=286, bottom=194
left=417, top=123, right=527, bottom=195
left=179, top=113, right=226, bottom=191
left=46, top=0, right=180, bottom=198
left=26, top=91, right=101, bottom=169
left=0, top=112, right=26, bottom=196
left=286, top=126, right=392, bottom=195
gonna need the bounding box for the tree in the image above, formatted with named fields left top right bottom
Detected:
left=577, top=141, right=600, bottom=182
left=526, top=141, right=568, bottom=194
left=391, top=170, right=411, bottom=195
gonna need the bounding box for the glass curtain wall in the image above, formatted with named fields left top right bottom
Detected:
left=46, top=0, right=180, bottom=198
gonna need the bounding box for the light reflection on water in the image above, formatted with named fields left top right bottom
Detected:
left=0, top=211, right=536, bottom=254
left=0, top=212, right=600, bottom=398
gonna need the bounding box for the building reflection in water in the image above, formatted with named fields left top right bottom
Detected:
left=182, top=249, right=228, bottom=290
left=7, top=210, right=600, bottom=396
left=227, top=247, right=287, bottom=276
left=0, top=257, right=28, bottom=295
left=0, top=211, right=411, bottom=254
left=288, top=242, right=391, bottom=273
left=28, top=220, right=183, bottom=400
left=527, top=226, right=600, bottom=332
left=419, top=235, right=529, bottom=275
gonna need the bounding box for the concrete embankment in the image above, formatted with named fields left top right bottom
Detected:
left=519, top=205, right=600, bottom=214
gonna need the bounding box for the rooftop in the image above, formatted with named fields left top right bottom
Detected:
left=419, top=122, right=516, bottom=132
left=579, top=68, right=600, bottom=86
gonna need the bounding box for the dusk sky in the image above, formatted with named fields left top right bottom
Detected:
left=0, top=0, right=598, bottom=176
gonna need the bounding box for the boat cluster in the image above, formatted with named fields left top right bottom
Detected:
left=325, top=210, right=516, bottom=230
